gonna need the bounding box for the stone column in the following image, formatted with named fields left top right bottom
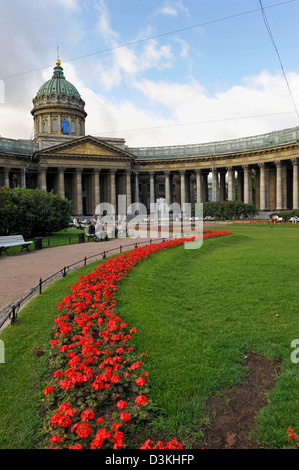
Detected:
left=150, top=172, right=155, bottom=205
left=38, top=167, right=47, bottom=192
left=227, top=167, right=235, bottom=201
left=275, top=161, right=282, bottom=211
left=126, top=170, right=132, bottom=213
left=259, top=163, right=266, bottom=211
left=180, top=170, right=186, bottom=206
left=110, top=169, right=116, bottom=211
left=3, top=167, right=10, bottom=188
left=165, top=171, right=171, bottom=206
left=93, top=169, right=100, bottom=213
left=292, top=159, right=299, bottom=210
left=75, top=168, right=83, bottom=215
left=58, top=167, right=65, bottom=199
left=20, top=168, right=26, bottom=188
left=196, top=169, right=203, bottom=203
left=243, top=165, right=250, bottom=204
left=212, top=168, right=219, bottom=202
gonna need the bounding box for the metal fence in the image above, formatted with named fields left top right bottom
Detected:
left=0, top=237, right=164, bottom=330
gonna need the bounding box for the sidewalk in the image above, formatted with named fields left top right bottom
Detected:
left=0, top=235, right=157, bottom=311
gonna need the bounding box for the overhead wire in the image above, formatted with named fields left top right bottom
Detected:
left=0, top=0, right=297, bottom=81
left=258, top=0, right=299, bottom=121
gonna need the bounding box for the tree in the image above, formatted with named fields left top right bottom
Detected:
left=0, top=187, right=71, bottom=237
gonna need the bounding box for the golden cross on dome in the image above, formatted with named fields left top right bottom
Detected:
left=56, top=45, right=61, bottom=66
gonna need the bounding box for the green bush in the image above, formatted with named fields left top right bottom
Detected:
left=0, top=187, right=71, bottom=238
left=194, top=200, right=258, bottom=220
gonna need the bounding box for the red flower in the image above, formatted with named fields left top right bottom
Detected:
left=51, top=434, right=61, bottom=444
left=81, top=409, right=95, bottom=421
left=71, top=422, right=92, bottom=438
left=136, top=377, right=146, bottom=386
left=120, top=412, right=130, bottom=422
left=44, top=385, right=54, bottom=395
left=135, top=394, right=148, bottom=405
left=116, top=400, right=126, bottom=410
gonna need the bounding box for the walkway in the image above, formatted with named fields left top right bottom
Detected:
left=0, top=235, right=156, bottom=312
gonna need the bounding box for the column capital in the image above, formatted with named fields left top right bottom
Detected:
left=195, top=168, right=202, bottom=174
left=242, top=164, right=249, bottom=170
left=291, top=158, right=298, bottom=165
left=164, top=170, right=170, bottom=176
left=38, top=166, right=47, bottom=173
left=58, top=166, right=66, bottom=172
left=4, top=167, right=11, bottom=173
left=93, top=168, right=101, bottom=174
left=76, top=167, right=83, bottom=174
left=258, top=162, right=265, bottom=169
left=179, top=169, right=185, bottom=175
left=274, top=160, right=281, bottom=167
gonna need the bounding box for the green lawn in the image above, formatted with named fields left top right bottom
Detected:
left=0, top=224, right=298, bottom=449
left=116, top=224, right=299, bottom=447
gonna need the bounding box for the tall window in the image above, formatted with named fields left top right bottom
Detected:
left=52, top=119, right=58, bottom=132
left=79, top=121, right=82, bottom=135
left=71, top=120, right=76, bottom=133
left=43, top=120, right=48, bottom=132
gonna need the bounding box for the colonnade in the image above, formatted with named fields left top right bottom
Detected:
left=1, top=157, right=299, bottom=214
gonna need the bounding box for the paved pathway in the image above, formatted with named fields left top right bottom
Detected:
left=0, top=235, right=157, bottom=312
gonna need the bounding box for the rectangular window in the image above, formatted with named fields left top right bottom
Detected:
left=71, top=120, right=76, bottom=133
left=52, top=119, right=58, bottom=132
left=61, top=119, right=69, bottom=135
left=43, top=120, right=48, bottom=132
left=78, top=121, right=82, bottom=135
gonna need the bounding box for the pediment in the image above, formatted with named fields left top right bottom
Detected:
left=37, top=135, right=135, bottom=160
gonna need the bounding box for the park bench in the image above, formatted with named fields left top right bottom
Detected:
left=0, top=235, right=33, bottom=256
left=84, top=227, right=109, bottom=241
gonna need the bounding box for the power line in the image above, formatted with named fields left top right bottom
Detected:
left=259, top=0, right=299, bottom=121
left=1, top=0, right=297, bottom=81
left=89, top=110, right=297, bottom=136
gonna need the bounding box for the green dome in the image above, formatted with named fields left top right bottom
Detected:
left=36, top=64, right=81, bottom=99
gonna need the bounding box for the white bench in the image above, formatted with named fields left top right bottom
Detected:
left=0, top=235, right=33, bottom=256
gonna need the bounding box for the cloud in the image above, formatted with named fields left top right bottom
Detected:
left=55, top=0, right=79, bottom=9
left=152, top=1, right=189, bottom=17
left=96, top=0, right=119, bottom=42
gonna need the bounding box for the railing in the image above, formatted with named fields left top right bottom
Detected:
left=0, top=237, right=165, bottom=330
left=127, top=125, right=299, bottom=160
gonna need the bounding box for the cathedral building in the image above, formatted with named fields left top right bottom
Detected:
left=1, top=57, right=299, bottom=215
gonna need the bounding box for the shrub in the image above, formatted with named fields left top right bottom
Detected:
left=196, top=201, right=258, bottom=220
left=0, top=187, right=71, bottom=238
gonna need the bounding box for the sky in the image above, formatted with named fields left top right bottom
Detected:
left=1, top=0, right=299, bottom=148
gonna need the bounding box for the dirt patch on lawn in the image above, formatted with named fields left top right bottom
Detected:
left=199, top=352, right=282, bottom=449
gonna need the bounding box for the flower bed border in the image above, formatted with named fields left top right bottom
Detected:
left=43, top=232, right=232, bottom=450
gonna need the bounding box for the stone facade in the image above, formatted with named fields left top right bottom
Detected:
left=1, top=59, right=299, bottom=215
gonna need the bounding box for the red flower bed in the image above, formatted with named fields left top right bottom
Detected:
left=43, top=232, right=232, bottom=449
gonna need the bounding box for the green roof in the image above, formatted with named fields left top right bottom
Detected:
left=35, top=64, right=81, bottom=99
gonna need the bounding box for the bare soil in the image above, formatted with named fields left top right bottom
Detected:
left=199, top=352, right=282, bottom=449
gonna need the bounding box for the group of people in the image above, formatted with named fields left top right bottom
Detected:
left=70, top=214, right=127, bottom=240
left=87, top=215, right=127, bottom=241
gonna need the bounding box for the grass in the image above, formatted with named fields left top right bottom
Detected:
left=0, top=224, right=298, bottom=448
left=0, top=258, right=106, bottom=449
left=116, top=224, right=299, bottom=447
